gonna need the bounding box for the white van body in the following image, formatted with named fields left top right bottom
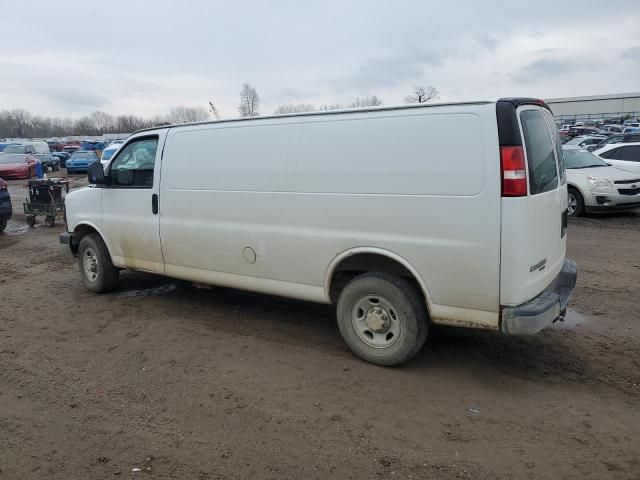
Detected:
left=62, top=99, right=577, bottom=365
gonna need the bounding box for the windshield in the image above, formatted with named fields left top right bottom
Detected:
left=3, top=145, right=27, bottom=154
left=0, top=154, right=27, bottom=164
left=71, top=152, right=97, bottom=160
left=564, top=150, right=609, bottom=169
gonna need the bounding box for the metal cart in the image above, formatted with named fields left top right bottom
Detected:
left=23, top=179, right=70, bottom=227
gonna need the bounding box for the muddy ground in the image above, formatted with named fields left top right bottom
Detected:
left=0, top=186, right=639, bottom=479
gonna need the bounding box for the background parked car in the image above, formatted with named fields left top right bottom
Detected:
left=0, top=144, right=40, bottom=179
left=563, top=135, right=607, bottom=150
left=28, top=141, right=60, bottom=171
left=65, top=150, right=99, bottom=174
left=565, top=149, right=640, bottom=216
left=601, top=125, right=624, bottom=134
left=47, top=141, right=64, bottom=152
left=593, top=142, right=640, bottom=173
left=587, top=133, right=640, bottom=151
left=62, top=145, right=80, bottom=156
left=100, top=142, right=121, bottom=167
left=51, top=151, right=70, bottom=168
left=568, top=126, right=599, bottom=138
left=0, top=177, right=11, bottom=232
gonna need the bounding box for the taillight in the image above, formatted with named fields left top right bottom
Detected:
left=500, top=146, right=527, bottom=197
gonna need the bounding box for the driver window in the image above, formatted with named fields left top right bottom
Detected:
left=109, top=137, right=159, bottom=188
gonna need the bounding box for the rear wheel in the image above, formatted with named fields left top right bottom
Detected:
left=78, top=233, right=119, bottom=293
left=336, top=272, right=428, bottom=366
left=26, top=216, right=36, bottom=227
left=567, top=188, right=585, bottom=217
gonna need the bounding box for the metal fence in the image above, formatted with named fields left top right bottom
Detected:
left=553, top=111, right=640, bottom=125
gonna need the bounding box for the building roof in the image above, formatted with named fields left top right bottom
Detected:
left=545, top=93, right=640, bottom=104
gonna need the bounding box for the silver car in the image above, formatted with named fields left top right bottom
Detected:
left=565, top=149, right=640, bottom=216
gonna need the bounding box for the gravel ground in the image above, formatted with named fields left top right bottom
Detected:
left=0, top=185, right=639, bottom=479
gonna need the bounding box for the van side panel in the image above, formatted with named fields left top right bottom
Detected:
left=294, top=114, right=484, bottom=195
left=159, top=104, right=502, bottom=327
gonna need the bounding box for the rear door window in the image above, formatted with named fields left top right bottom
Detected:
left=521, top=109, right=559, bottom=194
left=600, top=147, right=621, bottom=160
left=618, top=145, right=640, bottom=162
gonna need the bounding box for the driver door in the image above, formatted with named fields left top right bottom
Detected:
left=101, top=132, right=166, bottom=273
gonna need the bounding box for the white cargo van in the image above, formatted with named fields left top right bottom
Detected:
left=61, top=98, right=577, bottom=366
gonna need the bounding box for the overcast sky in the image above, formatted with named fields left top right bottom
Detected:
left=2, top=0, right=639, bottom=118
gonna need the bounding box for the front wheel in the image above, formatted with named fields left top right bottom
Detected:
left=568, top=188, right=585, bottom=217
left=78, top=233, right=119, bottom=293
left=336, top=272, right=428, bottom=366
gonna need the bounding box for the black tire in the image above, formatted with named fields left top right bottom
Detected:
left=45, top=216, right=55, bottom=227
left=568, top=188, right=585, bottom=217
left=0, top=218, right=7, bottom=232
left=78, top=233, right=119, bottom=293
left=336, top=272, right=428, bottom=366
left=26, top=216, right=36, bottom=227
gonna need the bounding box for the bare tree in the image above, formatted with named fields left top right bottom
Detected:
left=405, top=86, right=439, bottom=104
left=349, top=96, right=383, bottom=108
left=238, top=84, right=260, bottom=117
left=274, top=103, right=316, bottom=115
left=209, top=101, right=221, bottom=120
left=89, top=111, right=114, bottom=133
left=167, top=105, right=210, bottom=124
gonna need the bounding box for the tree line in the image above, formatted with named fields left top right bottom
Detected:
left=0, top=85, right=438, bottom=138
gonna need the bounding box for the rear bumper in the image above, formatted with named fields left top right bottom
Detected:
left=501, top=259, right=577, bottom=335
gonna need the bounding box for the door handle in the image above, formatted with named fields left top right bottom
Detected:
left=152, top=194, right=158, bottom=215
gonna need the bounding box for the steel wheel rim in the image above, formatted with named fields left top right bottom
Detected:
left=567, top=193, right=577, bottom=215
left=83, top=247, right=99, bottom=282
left=352, top=295, right=401, bottom=348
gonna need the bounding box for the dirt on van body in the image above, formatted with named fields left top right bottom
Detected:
left=0, top=209, right=639, bottom=479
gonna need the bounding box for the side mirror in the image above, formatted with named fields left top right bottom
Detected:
left=88, top=162, right=108, bottom=185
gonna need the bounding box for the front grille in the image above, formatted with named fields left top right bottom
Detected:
left=617, top=188, right=640, bottom=196
left=614, top=179, right=640, bottom=184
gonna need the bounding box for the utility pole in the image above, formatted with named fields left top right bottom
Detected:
left=209, top=101, right=221, bottom=120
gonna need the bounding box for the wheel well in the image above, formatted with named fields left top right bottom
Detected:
left=567, top=184, right=584, bottom=199
left=71, top=224, right=99, bottom=254
left=329, top=253, right=427, bottom=307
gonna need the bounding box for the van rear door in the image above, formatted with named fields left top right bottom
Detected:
left=499, top=99, right=567, bottom=306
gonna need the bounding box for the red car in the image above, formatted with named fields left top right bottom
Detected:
left=0, top=145, right=39, bottom=179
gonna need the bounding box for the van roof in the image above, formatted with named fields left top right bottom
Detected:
left=134, top=98, right=547, bottom=134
